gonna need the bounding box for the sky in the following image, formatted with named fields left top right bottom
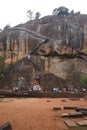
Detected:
left=0, top=0, right=87, bottom=29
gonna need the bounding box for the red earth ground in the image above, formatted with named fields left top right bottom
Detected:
left=0, top=98, right=87, bottom=130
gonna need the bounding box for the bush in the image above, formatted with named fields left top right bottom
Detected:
left=80, top=74, right=87, bottom=88
left=0, top=56, right=5, bottom=79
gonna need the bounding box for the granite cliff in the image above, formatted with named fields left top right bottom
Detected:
left=0, top=14, right=87, bottom=90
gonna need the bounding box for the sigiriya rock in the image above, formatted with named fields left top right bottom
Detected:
left=0, top=11, right=87, bottom=91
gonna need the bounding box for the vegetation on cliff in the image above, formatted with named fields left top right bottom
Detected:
left=0, top=56, right=5, bottom=78
left=80, top=74, right=87, bottom=88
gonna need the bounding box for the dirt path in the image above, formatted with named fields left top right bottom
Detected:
left=0, top=98, right=87, bottom=130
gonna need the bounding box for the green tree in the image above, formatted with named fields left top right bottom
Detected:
left=70, top=10, right=74, bottom=15
left=35, top=12, right=41, bottom=19
left=80, top=74, right=87, bottom=88
left=4, top=24, right=11, bottom=30
left=53, top=6, right=70, bottom=16
left=27, top=10, right=33, bottom=20
left=0, top=56, right=5, bottom=78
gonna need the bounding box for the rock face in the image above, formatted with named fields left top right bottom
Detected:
left=0, top=14, right=87, bottom=89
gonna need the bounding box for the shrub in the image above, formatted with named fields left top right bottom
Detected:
left=0, top=56, right=5, bottom=79
left=80, top=74, right=87, bottom=88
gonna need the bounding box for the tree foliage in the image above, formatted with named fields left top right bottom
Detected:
left=0, top=56, right=5, bottom=78
left=53, top=6, right=70, bottom=16
left=4, top=24, right=11, bottom=30
left=80, top=74, right=87, bottom=88
left=27, top=10, right=33, bottom=20
left=27, top=10, right=41, bottom=20
left=35, top=12, right=41, bottom=19
left=52, top=6, right=80, bottom=17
